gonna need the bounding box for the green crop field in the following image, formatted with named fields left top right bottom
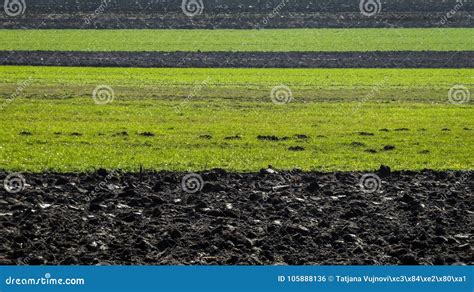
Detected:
left=0, top=28, right=472, bottom=52
left=0, top=26, right=472, bottom=172
left=0, top=66, right=471, bottom=102
left=0, top=66, right=472, bottom=172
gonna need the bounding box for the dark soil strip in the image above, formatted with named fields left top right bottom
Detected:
left=0, top=168, right=472, bottom=265
left=12, top=0, right=474, bottom=13
left=1, top=12, right=472, bottom=29
left=1, top=51, right=472, bottom=68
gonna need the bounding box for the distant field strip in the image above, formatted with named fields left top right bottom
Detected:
left=0, top=28, right=472, bottom=52
left=2, top=51, right=472, bottom=68
left=1, top=66, right=471, bottom=88
left=0, top=66, right=471, bottom=102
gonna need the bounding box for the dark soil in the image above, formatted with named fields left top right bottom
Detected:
left=1, top=51, right=472, bottom=68
left=0, top=169, right=472, bottom=265
left=1, top=12, right=472, bottom=29
left=11, top=0, right=474, bottom=14
left=2, top=0, right=471, bottom=29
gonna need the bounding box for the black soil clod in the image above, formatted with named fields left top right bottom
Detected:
left=351, top=142, right=366, bottom=147
left=258, top=135, right=279, bottom=141
left=139, top=132, right=155, bottom=137
left=96, top=168, right=108, bottom=177
left=113, top=131, right=128, bottom=137
left=383, top=145, right=396, bottom=151
left=224, top=135, right=242, bottom=140
left=294, top=134, right=309, bottom=140
left=378, top=165, right=392, bottom=177
left=201, top=183, right=227, bottom=193
left=288, top=146, right=305, bottom=152
left=306, top=181, right=321, bottom=193
left=358, top=132, right=374, bottom=136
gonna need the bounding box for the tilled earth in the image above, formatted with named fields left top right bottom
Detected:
left=1, top=12, right=472, bottom=29
left=0, top=168, right=472, bottom=265
left=1, top=51, right=472, bottom=68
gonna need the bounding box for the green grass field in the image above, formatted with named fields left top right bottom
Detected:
left=0, top=66, right=471, bottom=102
left=0, top=27, right=472, bottom=172
left=0, top=28, right=472, bottom=52
left=0, top=66, right=472, bottom=172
